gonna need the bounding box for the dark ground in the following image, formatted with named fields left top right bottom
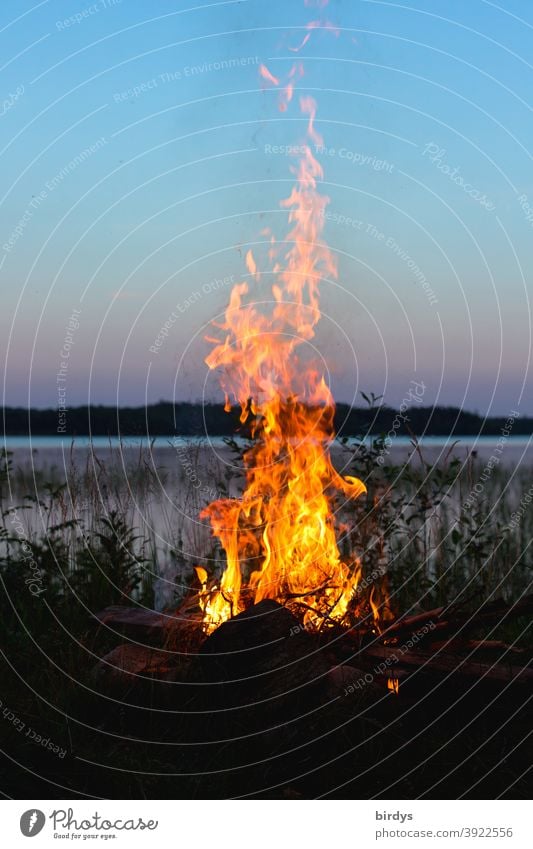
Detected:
left=1, top=599, right=531, bottom=800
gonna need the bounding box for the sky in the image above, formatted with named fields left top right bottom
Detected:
left=1, top=0, right=532, bottom=416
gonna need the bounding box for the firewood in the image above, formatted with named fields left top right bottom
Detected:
left=380, top=594, right=533, bottom=644
left=197, top=599, right=331, bottom=720
left=359, top=645, right=533, bottom=686
left=94, top=605, right=183, bottom=646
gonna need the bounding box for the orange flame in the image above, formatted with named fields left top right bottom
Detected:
left=260, top=61, right=304, bottom=112
left=197, top=0, right=368, bottom=634
left=369, top=586, right=381, bottom=633
left=387, top=677, right=399, bottom=695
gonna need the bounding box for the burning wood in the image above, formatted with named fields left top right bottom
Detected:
left=93, top=592, right=533, bottom=704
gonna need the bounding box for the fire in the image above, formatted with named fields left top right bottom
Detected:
left=387, top=677, right=400, bottom=695
left=369, top=587, right=381, bottom=634
left=196, top=4, right=368, bottom=634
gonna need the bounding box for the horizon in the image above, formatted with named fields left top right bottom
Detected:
left=1, top=1, right=532, bottom=417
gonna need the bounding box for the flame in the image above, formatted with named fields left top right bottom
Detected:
left=196, top=0, right=371, bottom=634
left=259, top=64, right=279, bottom=86
left=369, top=586, right=381, bottom=633
left=245, top=249, right=259, bottom=281
left=260, top=61, right=304, bottom=112
left=387, top=677, right=399, bottom=695
left=290, top=19, right=340, bottom=52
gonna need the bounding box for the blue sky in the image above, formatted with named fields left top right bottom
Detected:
left=1, top=0, right=532, bottom=415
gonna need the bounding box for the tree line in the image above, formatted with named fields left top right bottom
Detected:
left=3, top=401, right=532, bottom=437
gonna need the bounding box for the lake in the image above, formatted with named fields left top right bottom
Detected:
left=2, top=434, right=533, bottom=468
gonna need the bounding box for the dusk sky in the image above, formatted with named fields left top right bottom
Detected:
left=1, top=0, right=532, bottom=415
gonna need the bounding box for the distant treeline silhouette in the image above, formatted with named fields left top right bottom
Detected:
left=2, top=402, right=531, bottom=437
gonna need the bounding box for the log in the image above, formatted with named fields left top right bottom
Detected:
left=197, top=599, right=331, bottom=719
left=94, top=605, right=181, bottom=646
left=431, top=639, right=524, bottom=654
left=92, top=643, right=178, bottom=681
left=380, top=594, right=533, bottom=644
left=358, top=645, right=533, bottom=686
